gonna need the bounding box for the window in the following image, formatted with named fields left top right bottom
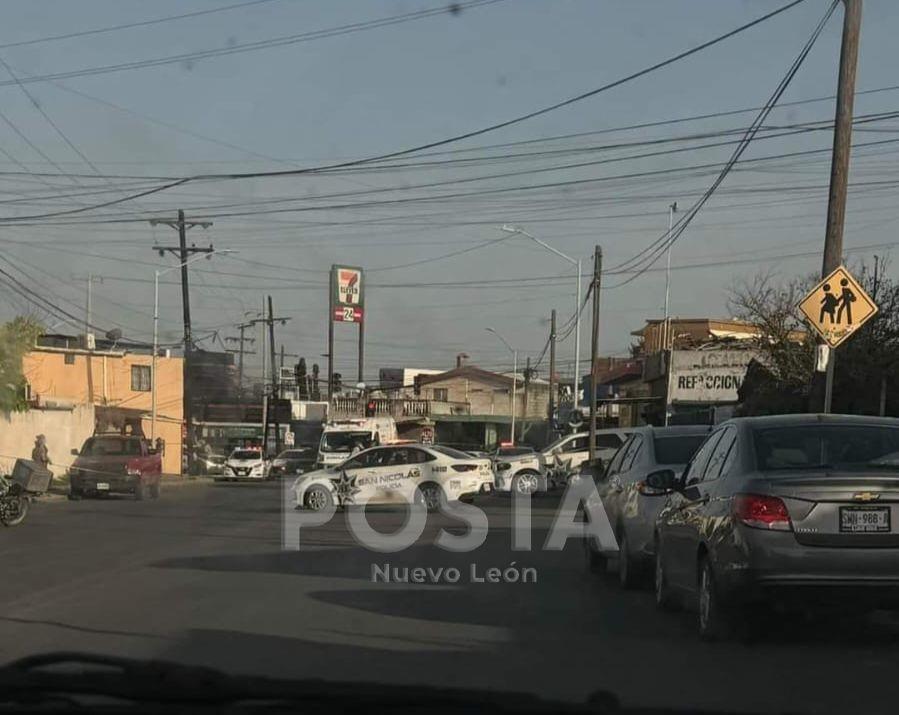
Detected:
left=653, top=434, right=708, bottom=466
left=131, top=365, right=151, bottom=392
left=389, top=447, right=431, bottom=465
left=621, top=434, right=644, bottom=472
left=753, top=425, right=899, bottom=472
left=682, top=430, right=725, bottom=486
left=64, top=352, right=75, bottom=365
left=562, top=436, right=588, bottom=453
left=80, top=437, right=142, bottom=457
left=702, top=427, right=736, bottom=482
left=595, top=433, right=624, bottom=450
left=432, top=388, right=448, bottom=401
left=603, top=436, right=632, bottom=479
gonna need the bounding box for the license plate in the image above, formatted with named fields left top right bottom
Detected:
left=96, top=482, right=110, bottom=491
left=840, top=506, right=890, bottom=533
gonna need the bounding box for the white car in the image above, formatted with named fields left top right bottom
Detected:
left=541, top=429, right=631, bottom=476
left=293, top=444, right=493, bottom=512
left=491, top=446, right=547, bottom=495
left=220, top=447, right=270, bottom=481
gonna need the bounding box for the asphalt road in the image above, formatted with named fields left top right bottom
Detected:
left=1, top=481, right=898, bottom=714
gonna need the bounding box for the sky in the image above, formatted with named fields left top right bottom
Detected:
left=1, top=0, right=898, bottom=385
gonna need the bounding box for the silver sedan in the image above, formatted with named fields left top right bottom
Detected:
left=649, top=414, right=899, bottom=640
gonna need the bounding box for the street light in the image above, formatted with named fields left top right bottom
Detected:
left=151, top=249, right=236, bottom=440
left=500, top=224, right=582, bottom=413
left=485, top=327, right=518, bottom=446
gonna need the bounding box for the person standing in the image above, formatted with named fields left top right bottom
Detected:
left=31, top=434, right=50, bottom=470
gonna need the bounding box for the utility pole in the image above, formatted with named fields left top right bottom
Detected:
left=663, top=202, right=677, bottom=354
left=819, top=0, right=863, bottom=414
left=547, top=309, right=557, bottom=444
left=327, top=269, right=335, bottom=399
left=522, top=356, right=531, bottom=443
left=149, top=210, right=213, bottom=474
left=225, top=323, right=256, bottom=399
left=588, top=246, right=603, bottom=465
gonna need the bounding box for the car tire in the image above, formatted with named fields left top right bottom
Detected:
left=698, top=556, right=734, bottom=641
left=416, top=482, right=446, bottom=513
left=654, top=546, right=677, bottom=612
left=149, top=482, right=160, bottom=499
left=512, top=470, right=540, bottom=496
left=304, top=485, right=333, bottom=512
left=617, top=529, right=641, bottom=590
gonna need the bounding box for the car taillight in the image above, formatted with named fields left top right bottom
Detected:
left=452, top=464, right=478, bottom=472
left=733, top=494, right=792, bottom=531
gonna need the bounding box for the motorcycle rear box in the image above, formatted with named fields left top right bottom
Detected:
left=11, top=459, right=52, bottom=493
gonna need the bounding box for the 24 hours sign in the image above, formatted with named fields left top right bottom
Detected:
left=331, top=265, right=364, bottom=323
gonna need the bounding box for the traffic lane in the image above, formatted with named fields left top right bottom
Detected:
left=0, top=483, right=898, bottom=713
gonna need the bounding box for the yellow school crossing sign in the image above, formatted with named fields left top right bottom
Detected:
left=798, top=265, right=878, bottom=348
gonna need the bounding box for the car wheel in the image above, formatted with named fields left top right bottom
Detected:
left=512, top=471, right=540, bottom=496
left=617, top=529, right=640, bottom=590
left=654, top=546, right=677, bottom=612
left=698, top=556, right=733, bottom=641
left=304, top=485, right=333, bottom=512
left=149, top=482, right=160, bottom=499
left=416, top=482, right=445, bottom=513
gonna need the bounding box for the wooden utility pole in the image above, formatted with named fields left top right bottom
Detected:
left=521, top=356, right=531, bottom=443
left=820, top=0, right=863, bottom=413
left=149, top=210, right=213, bottom=474
left=547, top=309, right=557, bottom=443
left=588, top=246, right=603, bottom=464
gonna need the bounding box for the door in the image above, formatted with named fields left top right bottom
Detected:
left=662, top=429, right=725, bottom=590
left=606, top=434, right=644, bottom=528
left=384, top=447, right=434, bottom=503
left=337, top=448, right=389, bottom=504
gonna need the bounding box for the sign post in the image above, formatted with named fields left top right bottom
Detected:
left=329, top=265, right=365, bottom=396
left=798, top=264, right=878, bottom=412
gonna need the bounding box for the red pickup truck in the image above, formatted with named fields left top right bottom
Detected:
left=68, top=435, right=162, bottom=500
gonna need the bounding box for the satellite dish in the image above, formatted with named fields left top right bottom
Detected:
left=105, top=328, right=122, bottom=342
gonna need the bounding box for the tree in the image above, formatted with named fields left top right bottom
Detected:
left=0, top=316, right=43, bottom=412
left=729, top=260, right=899, bottom=416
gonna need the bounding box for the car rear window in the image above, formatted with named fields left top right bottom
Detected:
left=81, top=437, right=141, bottom=457
left=429, top=445, right=476, bottom=460
left=653, top=435, right=708, bottom=465
left=753, top=425, right=899, bottom=471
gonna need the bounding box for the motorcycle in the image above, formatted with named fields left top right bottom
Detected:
left=0, top=475, right=30, bottom=527
left=0, top=459, right=52, bottom=527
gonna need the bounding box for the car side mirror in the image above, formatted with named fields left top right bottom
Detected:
left=71, top=448, right=79, bottom=456
left=641, top=468, right=677, bottom=495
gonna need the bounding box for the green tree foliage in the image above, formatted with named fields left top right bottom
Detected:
left=730, top=260, right=899, bottom=416
left=0, top=316, right=43, bottom=412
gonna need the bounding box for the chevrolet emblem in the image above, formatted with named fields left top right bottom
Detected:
left=853, top=492, right=881, bottom=502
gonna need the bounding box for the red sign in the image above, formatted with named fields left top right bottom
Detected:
left=333, top=306, right=363, bottom=323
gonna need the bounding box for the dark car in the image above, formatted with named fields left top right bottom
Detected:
left=68, top=435, right=162, bottom=500
left=586, top=425, right=711, bottom=587
left=648, top=414, right=899, bottom=640
left=269, top=447, right=316, bottom=477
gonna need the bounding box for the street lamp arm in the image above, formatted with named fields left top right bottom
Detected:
left=502, top=225, right=577, bottom=266
left=485, top=327, right=515, bottom=355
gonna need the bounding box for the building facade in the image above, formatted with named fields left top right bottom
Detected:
left=23, top=343, right=184, bottom=474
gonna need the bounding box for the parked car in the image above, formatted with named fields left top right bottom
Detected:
left=269, top=447, right=316, bottom=477
left=491, top=445, right=547, bottom=495
left=293, top=443, right=493, bottom=512
left=649, top=414, right=899, bottom=640
left=541, top=429, right=631, bottom=478
left=198, top=453, right=226, bottom=476
left=585, top=425, right=711, bottom=587
left=68, top=434, right=162, bottom=500
left=220, top=447, right=270, bottom=481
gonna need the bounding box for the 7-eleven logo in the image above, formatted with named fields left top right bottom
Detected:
left=338, top=269, right=361, bottom=305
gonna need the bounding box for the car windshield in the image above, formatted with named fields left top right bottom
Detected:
left=80, top=437, right=141, bottom=457
left=277, top=450, right=307, bottom=459
left=320, top=431, right=372, bottom=452
left=496, top=446, right=534, bottom=456
left=231, top=450, right=261, bottom=461
left=429, top=445, right=476, bottom=460
left=754, top=425, right=899, bottom=471
left=653, top=435, right=708, bottom=465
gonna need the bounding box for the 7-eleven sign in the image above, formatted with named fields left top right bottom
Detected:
left=331, top=265, right=364, bottom=323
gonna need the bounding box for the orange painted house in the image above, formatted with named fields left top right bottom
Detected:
left=22, top=343, right=184, bottom=475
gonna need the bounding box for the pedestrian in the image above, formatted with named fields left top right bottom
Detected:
left=31, top=434, right=50, bottom=469
left=837, top=277, right=856, bottom=325
left=819, top=284, right=838, bottom=324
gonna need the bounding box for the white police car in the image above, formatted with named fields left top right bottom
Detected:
left=292, top=443, right=493, bottom=512
left=220, top=447, right=269, bottom=481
